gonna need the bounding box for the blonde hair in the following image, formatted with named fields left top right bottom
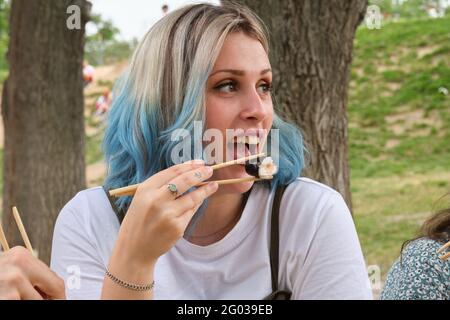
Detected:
left=127, top=2, right=269, bottom=127
left=104, top=2, right=304, bottom=215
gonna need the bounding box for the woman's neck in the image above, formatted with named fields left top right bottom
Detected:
left=186, top=191, right=248, bottom=246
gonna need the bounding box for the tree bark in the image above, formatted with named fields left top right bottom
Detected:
left=226, top=0, right=367, bottom=209
left=1, top=0, right=90, bottom=263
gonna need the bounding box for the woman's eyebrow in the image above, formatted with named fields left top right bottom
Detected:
left=209, top=68, right=272, bottom=77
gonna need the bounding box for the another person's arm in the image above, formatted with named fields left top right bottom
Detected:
left=0, top=246, right=65, bottom=300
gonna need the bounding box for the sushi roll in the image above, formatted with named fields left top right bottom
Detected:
left=245, top=156, right=278, bottom=179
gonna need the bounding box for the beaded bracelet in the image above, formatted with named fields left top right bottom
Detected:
left=106, top=269, right=154, bottom=292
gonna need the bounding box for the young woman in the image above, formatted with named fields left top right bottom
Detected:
left=381, top=207, right=450, bottom=299
left=50, top=3, right=372, bottom=300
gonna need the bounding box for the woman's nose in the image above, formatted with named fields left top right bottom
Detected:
left=239, top=88, right=270, bottom=122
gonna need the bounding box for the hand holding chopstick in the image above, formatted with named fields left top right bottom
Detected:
left=0, top=207, right=66, bottom=300
left=109, top=152, right=266, bottom=197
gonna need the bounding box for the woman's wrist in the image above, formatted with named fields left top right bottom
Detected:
left=105, top=269, right=155, bottom=292
left=113, top=227, right=159, bottom=269
left=105, top=255, right=154, bottom=292
left=102, top=249, right=156, bottom=300
left=108, top=239, right=157, bottom=285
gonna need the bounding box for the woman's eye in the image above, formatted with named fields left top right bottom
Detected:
left=214, top=82, right=236, bottom=93
left=258, top=82, right=273, bottom=94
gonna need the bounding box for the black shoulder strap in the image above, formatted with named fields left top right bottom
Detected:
left=270, top=185, right=286, bottom=292
left=102, top=186, right=126, bottom=224
left=263, top=184, right=291, bottom=300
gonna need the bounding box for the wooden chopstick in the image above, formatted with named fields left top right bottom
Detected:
left=440, top=252, right=450, bottom=261
left=197, top=176, right=262, bottom=186
left=0, top=222, right=9, bottom=251
left=210, top=152, right=265, bottom=170
left=109, top=153, right=266, bottom=197
left=109, top=184, right=139, bottom=197
left=6, top=208, right=49, bottom=298
left=110, top=176, right=265, bottom=197
left=438, top=240, right=450, bottom=261
left=12, top=206, right=33, bottom=253
left=437, top=240, right=450, bottom=253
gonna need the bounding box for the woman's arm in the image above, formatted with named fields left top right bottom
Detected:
left=100, top=245, right=157, bottom=300
left=100, top=161, right=217, bottom=299
left=51, top=203, right=157, bottom=300
left=1, top=246, right=65, bottom=300
left=52, top=160, right=218, bottom=299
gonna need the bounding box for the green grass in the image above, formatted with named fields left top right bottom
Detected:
left=352, top=171, right=450, bottom=276
left=349, top=17, right=450, bottom=181
left=350, top=16, right=450, bottom=280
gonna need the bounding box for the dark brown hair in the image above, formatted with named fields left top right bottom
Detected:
left=419, top=207, right=450, bottom=242
left=401, top=196, right=450, bottom=257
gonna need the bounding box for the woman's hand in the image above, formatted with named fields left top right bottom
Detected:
left=0, top=246, right=66, bottom=300
left=103, top=160, right=218, bottom=299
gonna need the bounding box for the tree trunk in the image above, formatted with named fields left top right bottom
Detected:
left=1, top=0, right=90, bottom=263
left=227, top=0, right=367, bottom=209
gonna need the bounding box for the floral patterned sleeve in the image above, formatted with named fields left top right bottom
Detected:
left=380, top=238, right=450, bottom=300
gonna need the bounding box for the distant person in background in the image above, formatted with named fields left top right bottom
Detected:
left=94, top=89, right=112, bottom=121
left=162, top=4, right=169, bottom=15
left=381, top=203, right=450, bottom=300
left=83, top=61, right=95, bottom=87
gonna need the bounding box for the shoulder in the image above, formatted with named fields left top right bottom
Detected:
left=51, top=187, right=119, bottom=294
left=381, top=238, right=450, bottom=300
left=401, top=238, right=449, bottom=274
left=58, top=186, right=110, bottom=217
left=274, top=179, right=371, bottom=299
left=55, top=186, right=119, bottom=236
left=402, top=237, right=441, bottom=255
left=276, top=178, right=354, bottom=244
left=284, top=177, right=344, bottom=202
left=280, top=177, right=350, bottom=223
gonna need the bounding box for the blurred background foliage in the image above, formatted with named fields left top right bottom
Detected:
left=0, top=0, right=10, bottom=82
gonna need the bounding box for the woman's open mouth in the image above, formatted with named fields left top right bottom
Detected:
left=227, top=135, right=261, bottom=160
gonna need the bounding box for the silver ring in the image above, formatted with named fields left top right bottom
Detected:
left=167, top=183, right=178, bottom=197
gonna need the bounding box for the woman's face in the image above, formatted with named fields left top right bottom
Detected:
left=205, top=32, right=274, bottom=194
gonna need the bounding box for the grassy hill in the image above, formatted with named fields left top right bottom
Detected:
left=349, top=16, right=450, bottom=279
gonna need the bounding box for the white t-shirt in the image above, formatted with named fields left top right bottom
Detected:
left=50, top=178, right=373, bottom=300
